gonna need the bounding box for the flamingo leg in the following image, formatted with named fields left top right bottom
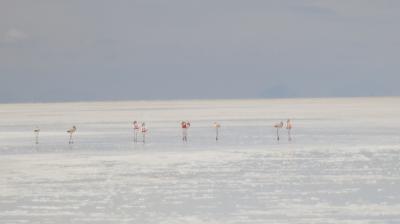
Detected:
left=276, top=128, right=280, bottom=141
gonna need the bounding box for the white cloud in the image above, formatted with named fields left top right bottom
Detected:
left=1, top=28, right=28, bottom=43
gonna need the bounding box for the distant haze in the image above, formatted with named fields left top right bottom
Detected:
left=1, top=0, right=399, bottom=103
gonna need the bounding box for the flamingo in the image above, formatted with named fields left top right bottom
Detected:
left=273, top=121, right=284, bottom=141
left=141, top=122, right=148, bottom=143
left=33, top=126, right=40, bottom=144
left=213, top=122, right=221, bottom=141
left=132, top=121, right=139, bottom=143
left=181, top=121, right=190, bottom=142
left=286, top=119, right=293, bottom=141
left=67, top=125, right=77, bottom=144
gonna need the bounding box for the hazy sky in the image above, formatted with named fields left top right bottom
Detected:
left=1, top=0, right=399, bottom=103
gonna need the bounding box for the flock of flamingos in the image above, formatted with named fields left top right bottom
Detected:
left=32, top=119, right=293, bottom=145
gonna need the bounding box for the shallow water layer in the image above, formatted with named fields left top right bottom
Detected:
left=1, top=98, right=400, bottom=223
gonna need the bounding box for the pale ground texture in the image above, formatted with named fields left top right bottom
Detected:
left=0, top=97, right=399, bottom=224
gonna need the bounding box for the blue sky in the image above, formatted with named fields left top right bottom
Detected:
left=1, top=0, right=399, bottom=103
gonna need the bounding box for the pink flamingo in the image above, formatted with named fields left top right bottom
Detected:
left=141, top=122, right=148, bottom=143
left=67, top=126, right=77, bottom=144
left=132, top=121, right=140, bottom=143
left=33, top=126, right=40, bottom=144
left=286, top=119, right=293, bottom=141
left=181, top=121, right=190, bottom=142
left=213, top=122, right=221, bottom=141
left=273, top=121, right=284, bottom=141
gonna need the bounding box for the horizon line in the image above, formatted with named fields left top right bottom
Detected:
left=1, top=95, right=399, bottom=106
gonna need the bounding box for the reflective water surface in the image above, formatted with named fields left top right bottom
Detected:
left=1, top=98, right=400, bottom=223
